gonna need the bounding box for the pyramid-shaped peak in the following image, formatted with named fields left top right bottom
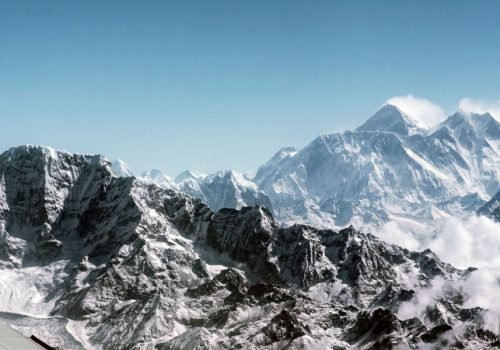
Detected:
left=357, top=104, right=424, bottom=136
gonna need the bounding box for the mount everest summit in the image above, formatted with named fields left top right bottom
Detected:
left=1, top=145, right=500, bottom=349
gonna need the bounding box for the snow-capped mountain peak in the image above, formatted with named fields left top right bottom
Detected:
left=176, top=169, right=273, bottom=212
left=133, top=168, right=273, bottom=213
left=140, top=168, right=175, bottom=188
left=253, top=147, right=298, bottom=185
left=174, top=169, right=200, bottom=184
left=438, top=110, right=498, bottom=130
left=111, top=159, right=134, bottom=177
left=357, top=103, right=426, bottom=136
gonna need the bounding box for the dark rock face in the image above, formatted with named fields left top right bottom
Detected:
left=478, top=188, right=500, bottom=221
left=185, top=268, right=249, bottom=298
left=420, top=324, right=453, bottom=343
left=205, top=213, right=457, bottom=305
left=261, top=310, right=308, bottom=344
left=0, top=146, right=498, bottom=349
left=343, top=308, right=424, bottom=347
left=206, top=206, right=281, bottom=283
left=0, top=146, right=125, bottom=266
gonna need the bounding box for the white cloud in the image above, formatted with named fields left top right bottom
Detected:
left=386, top=94, right=446, bottom=127
left=425, top=215, right=500, bottom=270
left=397, top=276, right=446, bottom=321
left=378, top=214, right=500, bottom=334
left=376, top=221, right=421, bottom=251
left=458, top=98, right=500, bottom=121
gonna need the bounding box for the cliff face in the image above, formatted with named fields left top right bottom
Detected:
left=478, top=188, right=500, bottom=221
left=0, top=146, right=497, bottom=349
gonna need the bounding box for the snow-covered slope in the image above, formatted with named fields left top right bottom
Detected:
left=1, top=145, right=497, bottom=349
left=133, top=167, right=273, bottom=213
left=254, top=105, right=500, bottom=233
left=175, top=170, right=273, bottom=212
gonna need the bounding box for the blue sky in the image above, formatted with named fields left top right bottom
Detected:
left=1, top=0, right=499, bottom=175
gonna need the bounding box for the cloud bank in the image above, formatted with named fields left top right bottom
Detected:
left=386, top=94, right=446, bottom=127
left=378, top=215, right=500, bottom=334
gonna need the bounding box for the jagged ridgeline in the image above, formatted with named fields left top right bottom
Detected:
left=0, top=145, right=498, bottom=349
left=127, top=105, right=500, bottom=236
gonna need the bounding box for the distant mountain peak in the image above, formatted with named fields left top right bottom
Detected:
left=111, top=159, right=134, bottom=177
left=206, top=170, right=255, bottom=188
left=253, top=147, right=298, bottom=185
left=140, top=169, right=175, bottom=188
left=434, top=110, right=500, bottom=139
left=174, top=170, right=199, bottom=183
left=357, top=104, right=425, bottom=136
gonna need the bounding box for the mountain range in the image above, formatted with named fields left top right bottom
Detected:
left=116, top=104, right=500, bottom=237
left=1, top=145, right=499, bottom=349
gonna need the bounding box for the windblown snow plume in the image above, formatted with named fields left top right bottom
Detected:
left=386, top=94, right=446, bottom=126
left=459, top=97, right=500, bottom=121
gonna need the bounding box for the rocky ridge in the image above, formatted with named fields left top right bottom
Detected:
left=478, top=189, right=500, bottom=221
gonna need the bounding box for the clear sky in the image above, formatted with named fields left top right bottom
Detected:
left=1, top=0, right=499, bottom=176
